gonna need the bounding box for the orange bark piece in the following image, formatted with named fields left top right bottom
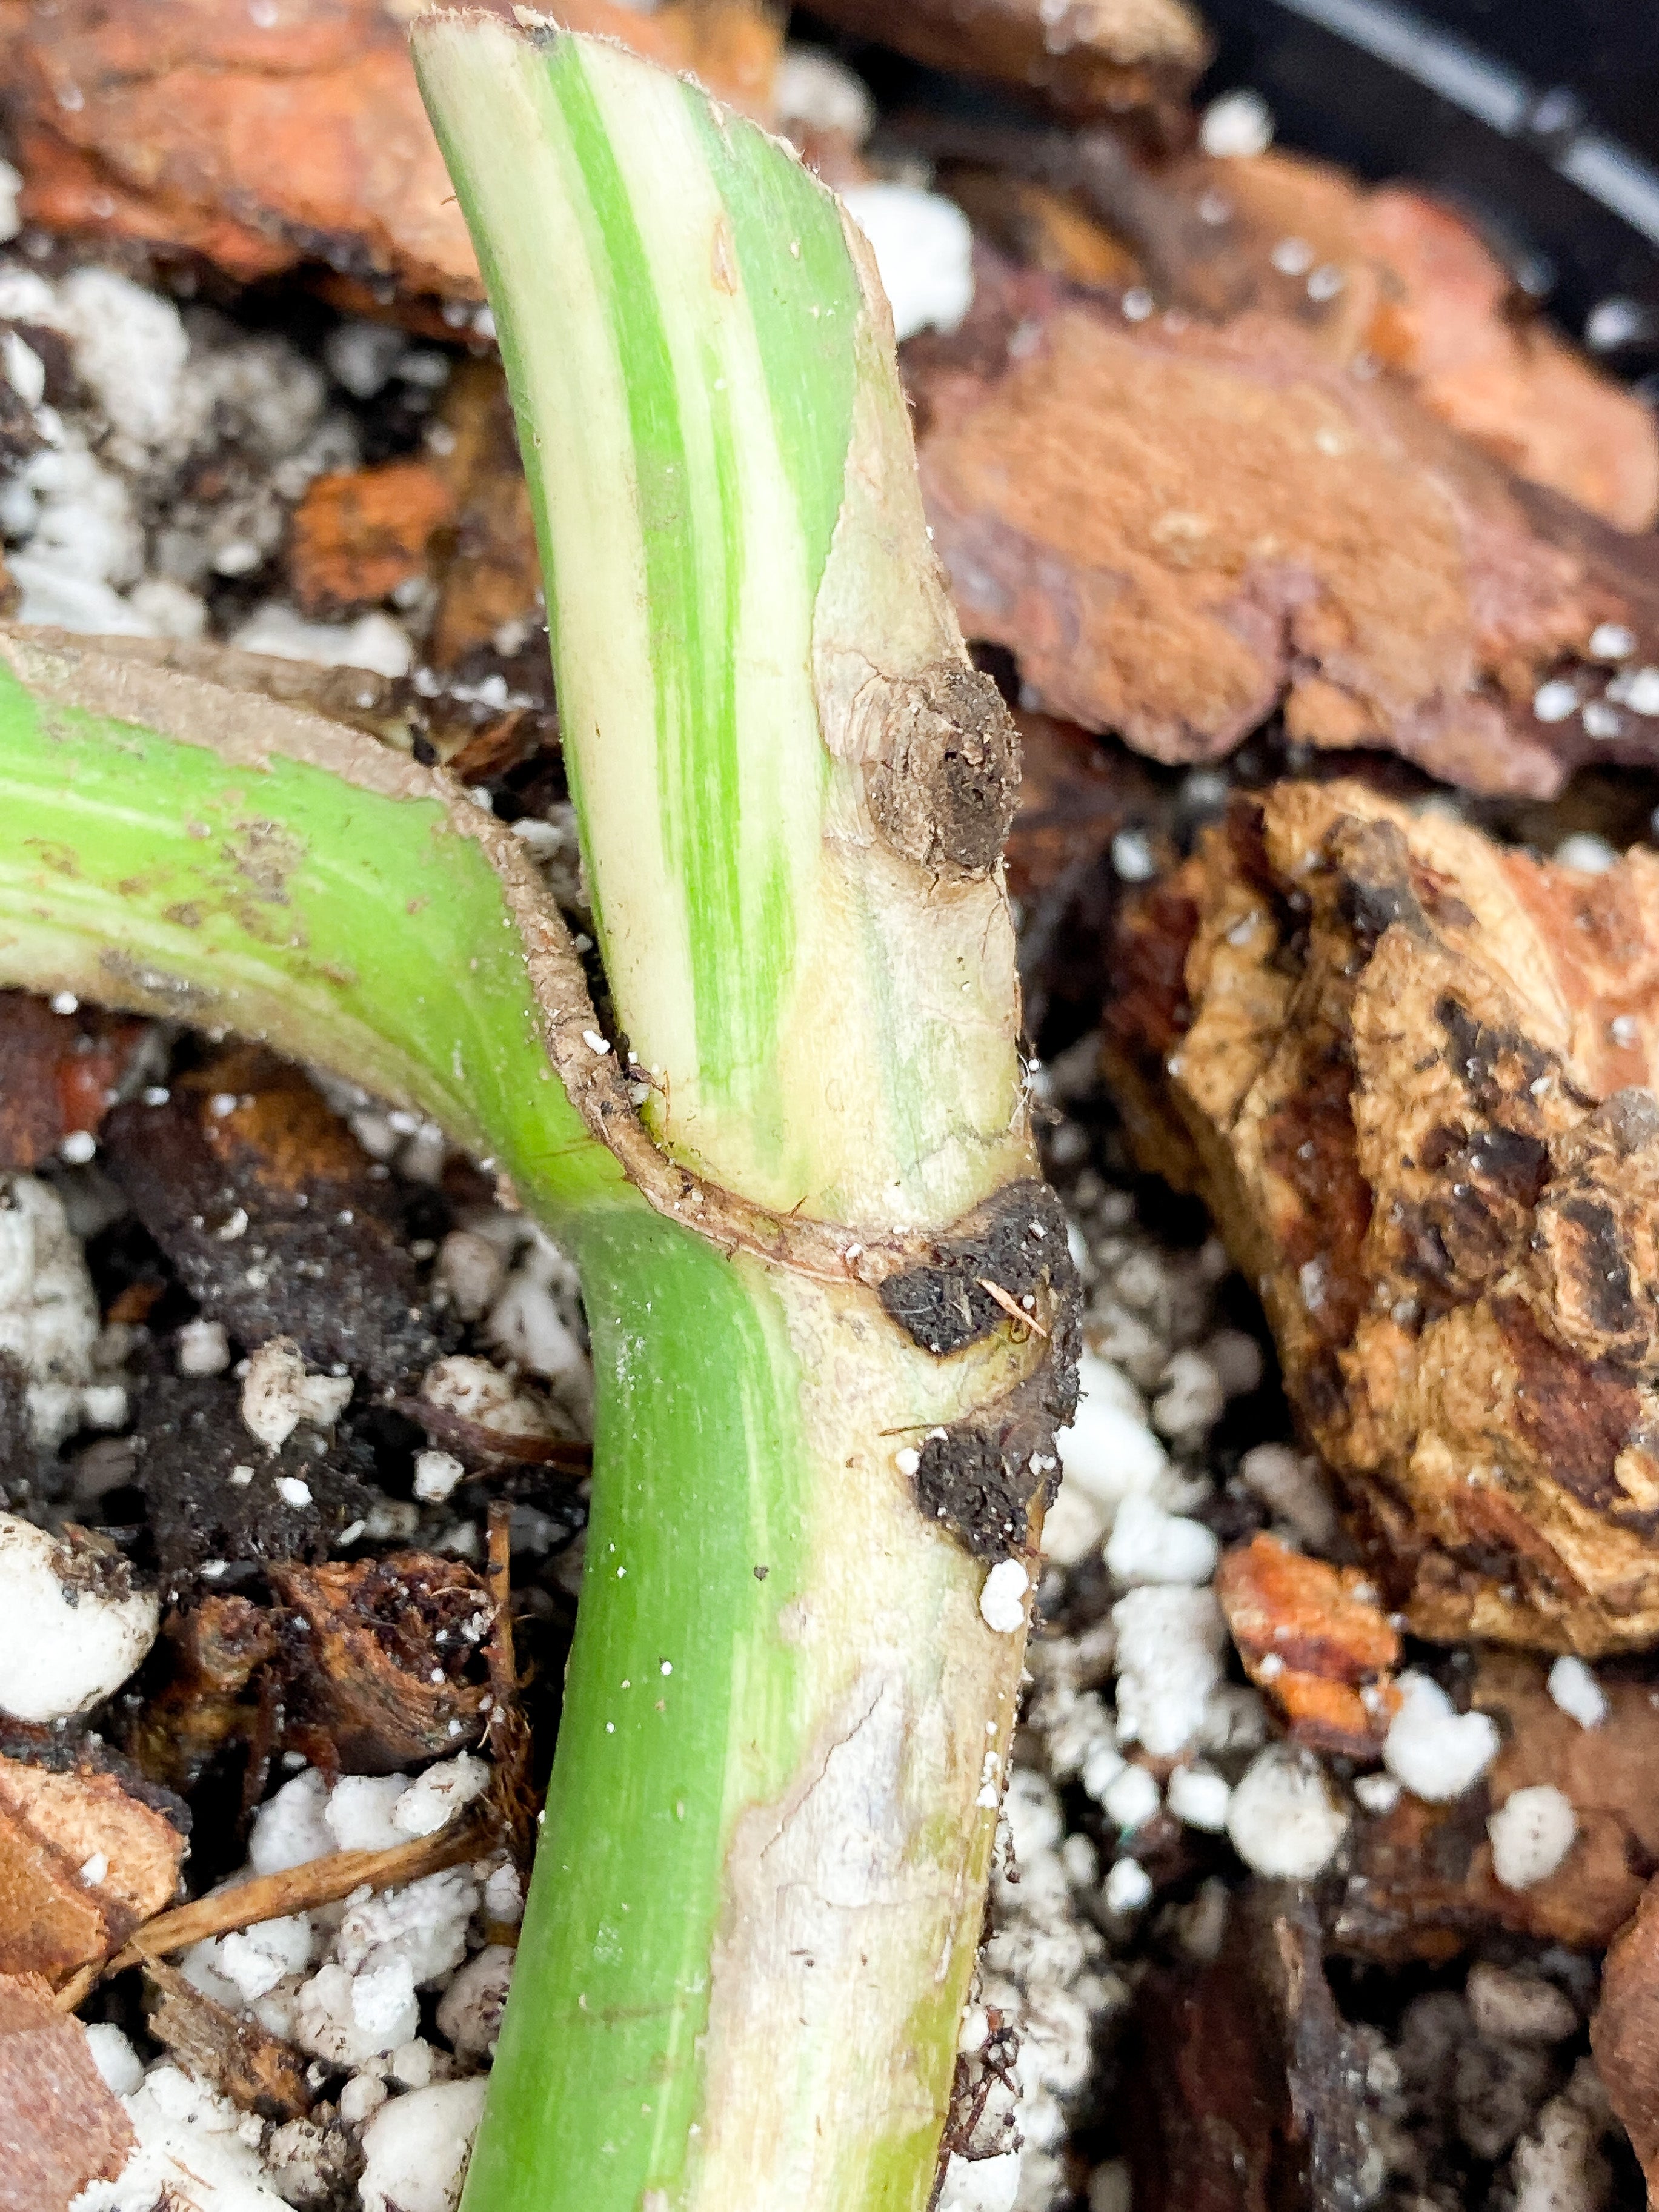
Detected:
left=1218, top=1533, right=1399, bottom=1682
left=1271, top=1669, right=1400, bottom=1758
left=290, top=460, right=456, bottom=615
left=1217, top=1533, right=1400, bottom=1753
left=0, top=0, right=780, bottom=318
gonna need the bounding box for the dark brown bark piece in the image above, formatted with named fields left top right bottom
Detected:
left=1106, top=779, right=1659, bottom=1652
left=1127, top=1884, right=1383, bottom=2212
left=271, top=1552, right=491, bottom=1775
left=800, top=0, right=1207, bottom=126
left=125, top=1596, right=281, bottom=1798
left=0, top=1973, right=133, bottom=2211
left=1336, top=1655, right=1659, bottom=1964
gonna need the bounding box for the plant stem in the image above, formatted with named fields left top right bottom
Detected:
left=0, top=19, right=1077, bottom=2207
left=413, top=25, right=1075, bottom=2205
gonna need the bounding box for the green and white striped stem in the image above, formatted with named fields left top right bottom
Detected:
left=0, top=21, right=1075, bottom=2210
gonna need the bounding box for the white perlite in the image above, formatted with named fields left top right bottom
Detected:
left=1199, top=87, right=1274, bottom=158
left=1056, top=1352, right=1168, bottom=1529
left=327, top=1774, right=411, bottom=1854
left=391, top=1753, right=491, bottom=1838
left=240, top=1337, right=354, bottom=1452
left=1111, top=1586, right=1225, bottom=1757
left=249, top=1769, right=335, bottom=1875
left=0, top=1173, right=130, bottom=1447
left=1100, top=1762, right=1159, bottom=1833
left=485, top=1226, right=592, bottom=1425
left=840, top=184, right=974, bottom=344
left=413, top=1450, right=466, bottom=1505
left=71, top=2064, right=290, bottom=2211
left=1466, top=1963, right=1578, bottom=2046
left=936, top=2149, right=1022, bottom=2212
left=1383, top=1672, right=1500, bottom=1802
left=1237, top=1442, right=1338, bottom=1550
left=83, top=2023, right=145, bottom=2100
left=230, top=604, right=413, bottom=680
left=980, top=1558, right=1029, bottom=1635
left=774, top=49, right=876, bottom=147
left=1104, top=1492, right=1218, bottom=1587
left=1040, top=1476, right=1107, bottom=1567
left=0, top=1515, right=158, bottom=1722
left=176, top=1317, right=232, bottom=1377
left=1166, top=1765, right=1231, bottom=1833
left=1226, top=1744, right=1349, bottom=1878
left=1489, top=1785, right=1578, bottom=1890
left=357, top=2078, right=488, bottom=2212
left=434, top=1945, right=514, bottom=2064
left=1548, top=1655, right=1608, bottom=1729
left=1103, top=1856, right=1152, bottom=1915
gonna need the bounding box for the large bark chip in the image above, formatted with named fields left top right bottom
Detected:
left=1106, top=781, right=1659, bottom=1652
left=0, top=1973, right=133, bottom=2211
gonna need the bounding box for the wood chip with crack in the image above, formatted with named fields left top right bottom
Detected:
left=145, top=1958, right=311, bottom=2123
left=0, top=1754, right=185, bottom=1987
left=1106, top=779, right=1659, bottom=1653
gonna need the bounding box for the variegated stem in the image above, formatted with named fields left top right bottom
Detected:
left=411, top=21, right=1080, bottom=2212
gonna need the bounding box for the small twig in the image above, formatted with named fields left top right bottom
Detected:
left=487, top=1498, right=538, bottom=1868
left=52, top=1961, right=99, bottom=2014
left=56, top=1811, right=493, bottom=2008
left=976, top=1277, right=1051, bottom=1338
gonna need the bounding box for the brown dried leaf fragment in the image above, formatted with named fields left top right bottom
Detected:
left=913, top=263, right=1659, bottom=797
left=1106, top=780, right=1659, bottom=1652
left=1216, top=1533, right=1399, bottom=1755
left=805, top=0, right=1208, bottom=126
left=1592, top=1877, right=1659, bottom=2206
left=0, top=1973, right=133, bottom=2211
left=0, top=1754, right=185, bottom=1986
left=272, top=1553, right=491, bottom=1775
left=290, top=461, right=456, bottom=617
left=145, top=1957, right=311, bottom=2122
